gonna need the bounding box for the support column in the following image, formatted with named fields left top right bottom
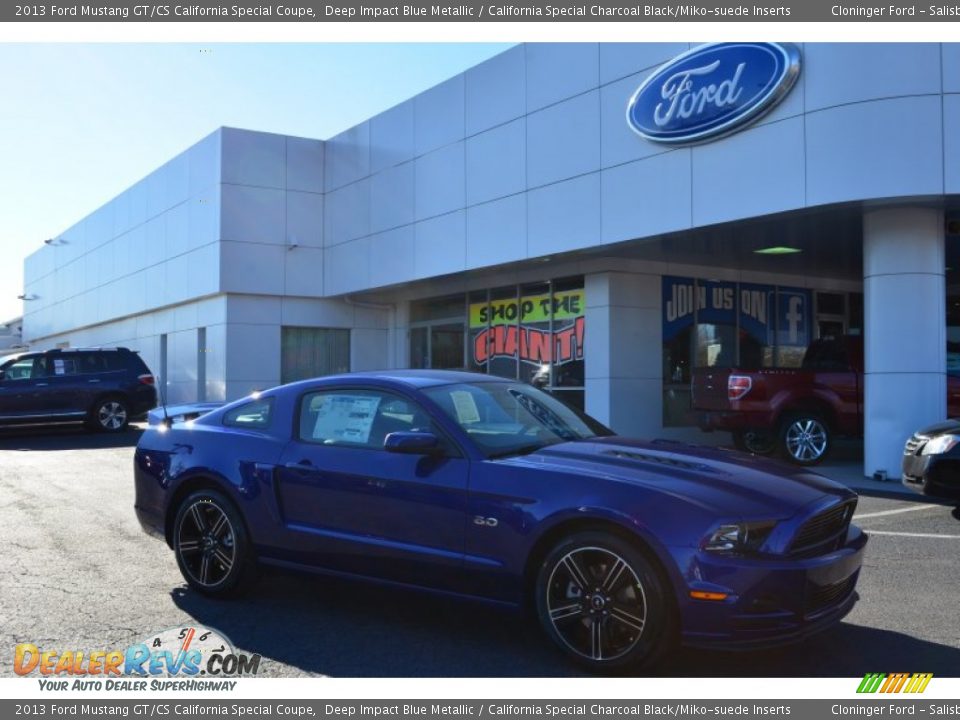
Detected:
left=584, top=271, right=662, bottom=437
left=863, top=207, right=946, bottom=479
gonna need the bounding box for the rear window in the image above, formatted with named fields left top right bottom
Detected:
left=223, top=398, right=274, bottom=429
left=801, top=341, right=851, bottom=371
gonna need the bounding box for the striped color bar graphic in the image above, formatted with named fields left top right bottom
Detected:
left=857, top=673, right=934, bottom=693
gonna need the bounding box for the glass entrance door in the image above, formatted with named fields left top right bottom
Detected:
left=430, top=324, right=465, bottom=369
left=410, top=321, right=466, bottom=370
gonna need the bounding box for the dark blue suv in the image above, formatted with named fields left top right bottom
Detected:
left=0, top=347, right=157, bottom=432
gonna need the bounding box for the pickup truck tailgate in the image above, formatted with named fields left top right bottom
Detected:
left=692, top=368, right=733, bottom=411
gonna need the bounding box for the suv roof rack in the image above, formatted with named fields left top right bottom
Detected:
left=45, top=347, right=132, bottom=353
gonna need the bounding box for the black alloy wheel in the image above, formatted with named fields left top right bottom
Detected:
left=173, top=490, right=256, bottom=598
left=535, top=531, right=676, bottom=672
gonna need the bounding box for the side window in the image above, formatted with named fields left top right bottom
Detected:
left=298, top=389, right=441, bottom=450
left=223, top=398, right=274, bottom=429
left=49, top=355, right=82, bottom=376
left=75, top=353, right=107, bottom=375
left=102, top=352, right=128, bottom=372
left=2, top=356, right=39, bottom=380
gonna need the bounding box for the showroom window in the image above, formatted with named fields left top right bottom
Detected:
left=281, top=327, right=350, bottom=384
left=409, top=276, right=586, bottom=409
left=663, top=276, right=833, bottom=426
left=663, top=278, right=865, bottom=426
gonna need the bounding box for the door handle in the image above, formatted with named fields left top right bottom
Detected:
left=35, top=383, right=48, bottom=387
left=284, top=461, right=315, bottom=472
left=88, top=379, right=101, bottom=383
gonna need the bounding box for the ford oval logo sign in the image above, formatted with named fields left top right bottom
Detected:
left=626, top=42, right=801, bottom=146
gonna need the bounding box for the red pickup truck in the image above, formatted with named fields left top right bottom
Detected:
left=693, top=335, right=960, bottom=466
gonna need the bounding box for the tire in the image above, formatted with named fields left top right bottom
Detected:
left=87, top=396, right=130, bottom=433
left=172, top=490, right=257, bottom=598
left=534, top=530, right=677, bottom=673
left=732, top=429, right=776, bottom=456
left=779, top=412, right=831, bottom=466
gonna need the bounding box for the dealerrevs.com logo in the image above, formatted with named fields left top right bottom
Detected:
left=857, top=673, right=934, bottom=694
left=14, top=625, right=260, bottom=690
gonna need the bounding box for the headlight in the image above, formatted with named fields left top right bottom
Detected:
left=921, top=434, right=960, bottom=456
left=703, top=521, right=776, bottom=554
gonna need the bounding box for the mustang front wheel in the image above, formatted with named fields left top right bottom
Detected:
left=535, top=531, right=675, bottom=672
left=173, top=490, right=256, bottom=598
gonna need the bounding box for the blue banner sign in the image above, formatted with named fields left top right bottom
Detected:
left=627, top=42, right=801, bottom=145
left=663, top=276, right=811, bottom=351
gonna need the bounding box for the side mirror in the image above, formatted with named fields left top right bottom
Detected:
left=384, top=431, right=441, bottom=455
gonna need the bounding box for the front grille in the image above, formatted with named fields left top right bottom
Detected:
left=805, top=575, right=856, bottom=616
left=904, top=435, right=927, bottom=456
left=790, top=499, right=856, bottom=556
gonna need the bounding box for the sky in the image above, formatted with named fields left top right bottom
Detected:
left=0, top=42, right=512, bottom=323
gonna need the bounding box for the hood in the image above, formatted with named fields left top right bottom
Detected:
left=913, top=419, right=960, bottom=438
left=510, top=436, right=851, bottom=519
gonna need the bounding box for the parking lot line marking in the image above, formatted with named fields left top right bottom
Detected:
left=853, top=505, right=942, bottom=520
left=865, top=531, right=960, bottom=539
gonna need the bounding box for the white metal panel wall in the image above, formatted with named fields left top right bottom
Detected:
left=23, top=130, right=222, bottom=342
left=322, top=42, right=955, bottom=298
left=23, top=127, right=326, bottom=345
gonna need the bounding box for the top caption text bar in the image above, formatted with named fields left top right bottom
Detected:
left=7, top=0, right=960, bottom=21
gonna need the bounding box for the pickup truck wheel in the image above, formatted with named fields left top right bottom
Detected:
left=732, top=430, right=776, bottom=456
left=779, top=413, right=831, bottom=466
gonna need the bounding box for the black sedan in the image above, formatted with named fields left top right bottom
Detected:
left=902, top=420, right=960, bottom=499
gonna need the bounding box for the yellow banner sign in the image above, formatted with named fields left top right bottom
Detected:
left=469, top=290, right=584, bottom=328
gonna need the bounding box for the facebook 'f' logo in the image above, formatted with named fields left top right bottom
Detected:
left=777, top=290, right=809, bottom=348
left=786, top=296, right=803, bottom=344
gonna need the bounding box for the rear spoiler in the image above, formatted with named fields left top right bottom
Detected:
left=147, top=402, right=223, bottom=426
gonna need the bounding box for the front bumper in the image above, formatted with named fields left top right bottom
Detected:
left=678, top=526, right=867, bottom=649
left=135, top=504, right=166, bottom=542
left=902, top=452, right=960, bottom=499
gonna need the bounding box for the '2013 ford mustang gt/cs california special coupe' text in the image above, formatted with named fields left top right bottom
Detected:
left=134, top=370, right=866, bottom=672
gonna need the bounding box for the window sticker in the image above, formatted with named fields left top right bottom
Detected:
left=312, top=394, right=382, bottom=444
left=450, top=390, right=481, bottom=425
left=53, top=358, right=65, bottom=375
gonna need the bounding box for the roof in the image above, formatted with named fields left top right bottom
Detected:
left=283, top=369, right=508, bottom=392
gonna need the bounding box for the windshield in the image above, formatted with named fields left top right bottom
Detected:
left=423, top=381, right=612, bottom=459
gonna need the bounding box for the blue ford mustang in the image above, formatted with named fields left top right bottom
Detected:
left=134, top=370, right=867, bottom=672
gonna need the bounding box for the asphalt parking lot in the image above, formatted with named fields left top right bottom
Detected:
left=1, top=426, right=958, bottom=678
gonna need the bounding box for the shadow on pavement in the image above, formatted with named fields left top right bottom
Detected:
left=172, top=569, right=960, bottom=678
left=0, top=424, right=143, bottom=450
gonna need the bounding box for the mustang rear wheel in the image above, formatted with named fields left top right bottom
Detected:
left=173, top=490, right=256, bottom=598
left=535, top=531, right=676, bottom=672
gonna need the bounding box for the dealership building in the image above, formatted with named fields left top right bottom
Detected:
left=20, top=42, right=960, bottom=478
